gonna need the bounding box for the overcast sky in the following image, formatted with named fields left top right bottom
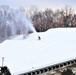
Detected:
left=0, top=0, right=76, bottom=12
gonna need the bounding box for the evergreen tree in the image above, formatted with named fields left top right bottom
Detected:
left=0, top=66, right=11, bottom=75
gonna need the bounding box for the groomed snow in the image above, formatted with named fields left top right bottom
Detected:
left=0, top=28, right=76, bottom=74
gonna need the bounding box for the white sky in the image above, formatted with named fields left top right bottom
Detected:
left=0, top=0, right=76, bottom=13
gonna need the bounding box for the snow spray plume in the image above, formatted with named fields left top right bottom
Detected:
left=0, top=5, right=36, bottom=38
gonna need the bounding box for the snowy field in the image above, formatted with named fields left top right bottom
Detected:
left=0, top=28, right=76, bottom=74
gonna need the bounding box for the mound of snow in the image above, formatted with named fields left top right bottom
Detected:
left=0, top=28, right=76, bottom=74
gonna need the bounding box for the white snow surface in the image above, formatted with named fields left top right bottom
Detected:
left=0, top=28, right=76, bottom=74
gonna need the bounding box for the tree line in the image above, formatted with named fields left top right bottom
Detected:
left=27, top=6, right=76, bottom=32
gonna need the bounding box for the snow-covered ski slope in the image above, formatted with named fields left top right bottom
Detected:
left=0, top=28, right=76, bottom=74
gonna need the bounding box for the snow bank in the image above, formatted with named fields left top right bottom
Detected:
left=0, top=28, right=76, bottom=74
